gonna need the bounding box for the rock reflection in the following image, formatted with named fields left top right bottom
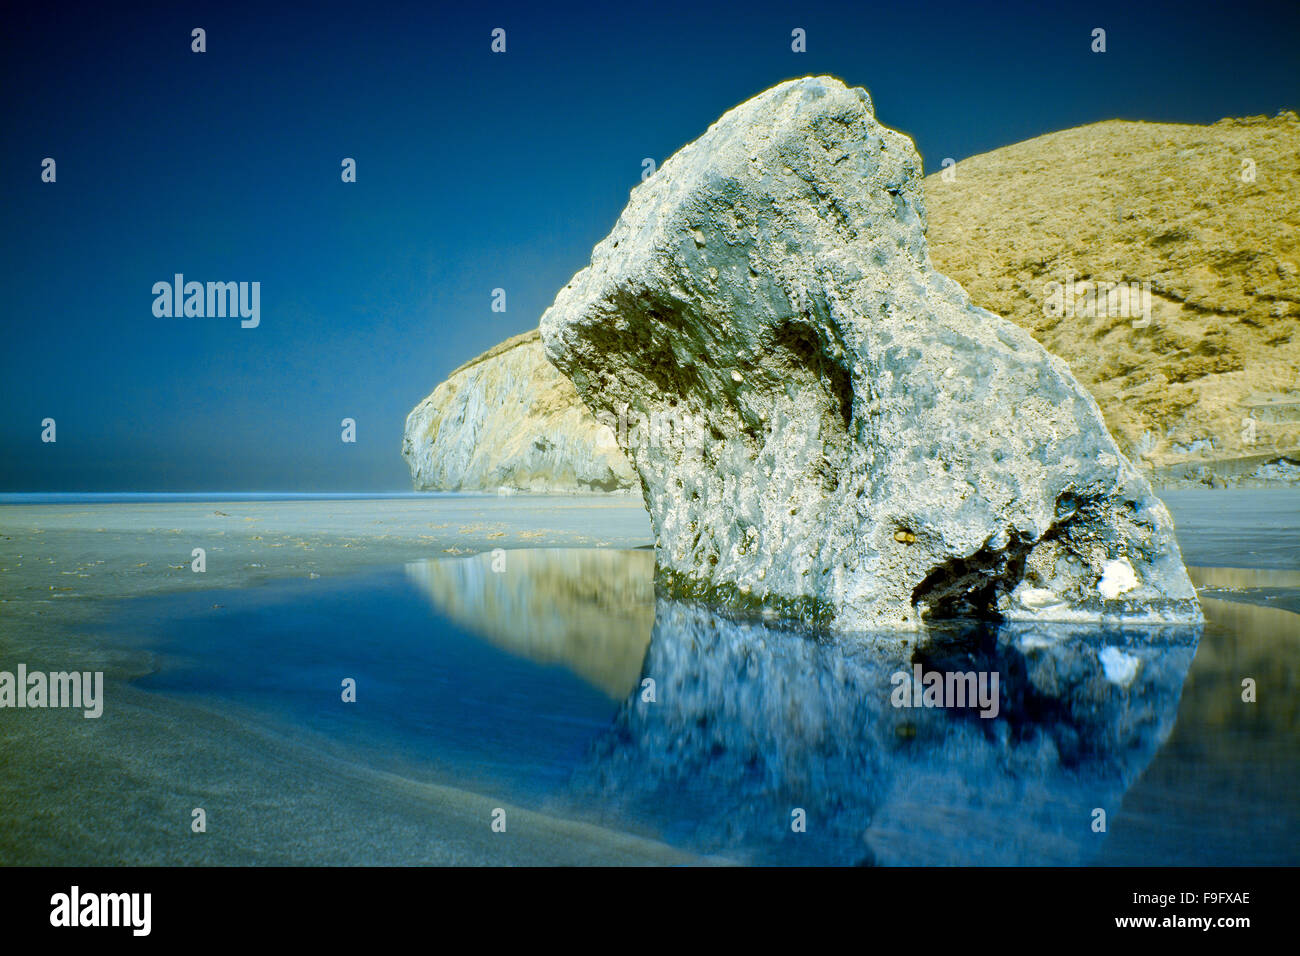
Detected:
left=575, top=600, right=1200, bottom=865
left=409, top=547, right=1212, bottom=864
left=405, top=548, right=655, bottom=699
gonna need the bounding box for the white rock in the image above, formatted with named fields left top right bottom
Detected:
left=1098, top=558, right=1139, bottom=599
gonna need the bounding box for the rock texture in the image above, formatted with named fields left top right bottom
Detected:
left=539, top=76, right=1201, bottom=632
left=404, top=109, right=1298, bottom=490
left=401, top=330, right=637, bottom=492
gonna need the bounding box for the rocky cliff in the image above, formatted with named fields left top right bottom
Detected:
left=401, top=330, right=637, bottom=492
left=925, top=111, right=1299, bottom=480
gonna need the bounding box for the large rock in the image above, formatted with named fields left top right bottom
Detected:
left=401, top=330, right=637, bottom=492
left=539, top=75, right=1202, bottom=632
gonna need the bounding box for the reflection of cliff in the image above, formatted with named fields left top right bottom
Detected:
left=575, top=601, right=1199, bottom=865
left=1189, top=566, right=1300, bottom=614
left=404, top=549, right=655, bottom=699
left=1174, top=596, right=1299, bottom=735
left=1097, top=593, right=1299, bottom=864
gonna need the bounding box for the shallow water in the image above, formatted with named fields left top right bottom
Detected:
left=120, top=566, right=620, bottom=805
left=102, top=548, right=1295, bottom=866
left=1159, top=488, right=1300, bottom=571
left=4, top=489, right=1297, bottom=865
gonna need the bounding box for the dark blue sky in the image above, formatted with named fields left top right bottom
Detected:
left=3, top=0, right=1297, bottom=491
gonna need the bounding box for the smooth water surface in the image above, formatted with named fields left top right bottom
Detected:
left=101, top=534, right=1297, bottom=865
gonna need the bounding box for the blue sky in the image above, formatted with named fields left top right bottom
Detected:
left=3, top=0, right=1297, bottom=491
